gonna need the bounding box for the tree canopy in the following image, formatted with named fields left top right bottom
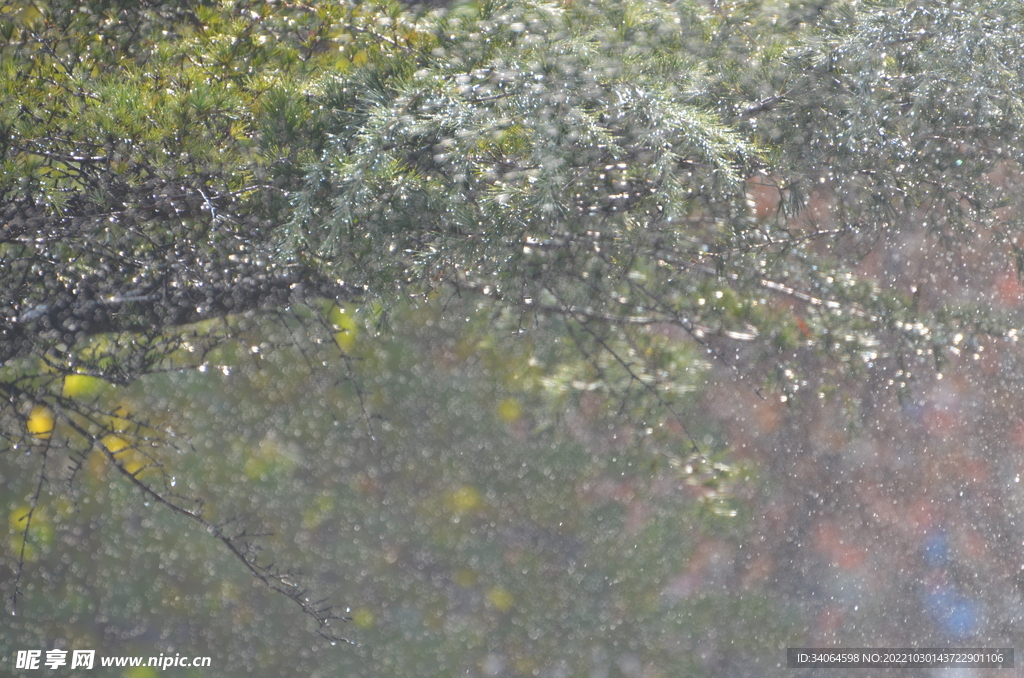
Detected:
left=4, top=0, right=1024, bottom=663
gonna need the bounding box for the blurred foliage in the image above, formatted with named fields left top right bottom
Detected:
left=3, top=0, right=1024, bottom=671
left=2, top=300, right=796, bottom=676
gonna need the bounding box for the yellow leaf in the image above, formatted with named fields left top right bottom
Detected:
left=7, top=505, right=53, bottom=545
left=107, top=405, right=132, bottom=433
left=63, top=374, right=107, bottom=399
left=486, top=586, right=514, bottom=611
left=244, top=456, right=269, bottom=481
left=101, top=434, right=130, bottom=453
left=8, top=505, right=31, bottom=531
left=101, top=435, right=150, bottom=474
left=445, top=485, right=482, bottom=514
left=119, top=456, right=147, bottom=475
left=352, top=607, right=376, bottom=629
left=497, top=398, right=522, bottom=422
left=328, top=304, right=359, bottom=354
left=26, top=405, right=53, bottom=439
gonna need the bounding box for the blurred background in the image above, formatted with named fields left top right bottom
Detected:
left=5, top=263, right=1024, bottom=678
left=4, top=0, right=1024, bottom=676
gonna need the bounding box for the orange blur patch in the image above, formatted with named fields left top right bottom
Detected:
left=746, top=172, right=783, bottom=221
left=992, top=269, right=1024, bottom=308
left=813, top=520, right=866, bottom=571
left=740, top=551, right=775, bottom=590
left=750, top=396, right=782, bottom=434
